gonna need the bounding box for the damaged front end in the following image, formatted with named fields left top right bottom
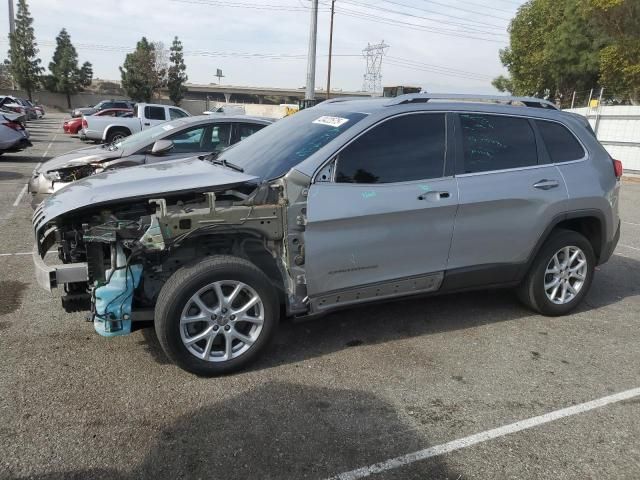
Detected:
left=33, top=178, right=292, bottom=337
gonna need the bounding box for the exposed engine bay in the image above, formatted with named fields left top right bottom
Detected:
left=33, top=174, right=310, bottom=337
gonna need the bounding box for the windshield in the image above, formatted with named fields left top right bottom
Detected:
left=217, top=108, right=367, bottom=180
left=111, top=121, right=185, bottom=151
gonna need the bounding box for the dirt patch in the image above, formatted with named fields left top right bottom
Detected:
left=0, top=280, right=27, bottom=316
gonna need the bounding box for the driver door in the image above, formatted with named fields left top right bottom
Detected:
left=304, top=113, right=458, bottom=303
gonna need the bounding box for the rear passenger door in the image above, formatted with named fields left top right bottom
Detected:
left=305, top=113, right=458, bottom=299
left=445, top=113, right=568, bottom=286
left=144, top=106, right=167, bottom=127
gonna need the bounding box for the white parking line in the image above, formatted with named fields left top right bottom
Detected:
left=619, top=243, right=640, bottom=252
left=0, top=251, right=55, bottom=257
left=327, top=387, right=640, bottom=480
left=10, top=133, right=57, bottom=208
left=622, top=221, right=640, bottom=227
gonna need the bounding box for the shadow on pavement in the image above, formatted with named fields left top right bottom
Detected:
left=138, top=252, right=640, bottom=372
left=15, top=382, right=457, bottom=480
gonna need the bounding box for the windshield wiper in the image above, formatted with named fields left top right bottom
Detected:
left=200, top=150, right=244, bottom=172
left=212, top=158, right=244, bottom=173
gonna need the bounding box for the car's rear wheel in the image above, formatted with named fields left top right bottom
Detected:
left=518, top=229, right=595, bottom=316
left=154, top=256, right=279, bottom=375
left=105, top=128, right=129, bottom=144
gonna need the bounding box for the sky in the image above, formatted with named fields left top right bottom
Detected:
left=1, top=0, right=526, bottom=94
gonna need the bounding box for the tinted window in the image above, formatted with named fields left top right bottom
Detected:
left=113, top=102, right=130, bottom=109
left=170, top=108, right=189, bottom=120
left=536, top=120, right=585, bottom=162
left=460, top=114, right=537, bottom=173
left=167, top=125, right=207, bottom=153
left=145, top=106, right=166, bottom=120
left=210, top=124, right=232, bottom=151
left=236, top=123, right=265, bottom=142
left=335, top=114, right=446, bottom=184
left=217, top=109, right=367, bottom=180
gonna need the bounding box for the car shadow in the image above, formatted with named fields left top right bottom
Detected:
left=138, top=251, right=640, bottom=371
left=14, top=382, right=458, bottom=480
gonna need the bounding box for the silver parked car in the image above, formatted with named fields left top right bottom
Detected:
left=0, top=111, right=31, bottom=155
left=28, top=115, right=273, bottom=206
left=32, top=93, right=621, bottom=375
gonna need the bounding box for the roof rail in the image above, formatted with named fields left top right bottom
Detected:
left=386, top=93, right=559, bottom=110
left=315, top=96, right=374, bottom=106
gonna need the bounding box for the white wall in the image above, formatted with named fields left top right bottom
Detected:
left=566, top=106, right=640, bottom=172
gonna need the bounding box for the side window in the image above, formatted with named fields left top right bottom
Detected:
left=535, top=120, right=585, bottom=163
left=100, top=111, right=116, bottom=117
left=210, top=124, right=232, bottom=152
left=235, top=123, right=265, bottom=143
left=460, top=114, right=538, bottom=174
left=167, top=126, right=206, bottom=153
left=145, top=106, right=166, bottom=121
left=169, top=108, right=189, bottom=120
left=115, top=110, right=131, bottom=117
left=335, top=113, right=446, bottom=184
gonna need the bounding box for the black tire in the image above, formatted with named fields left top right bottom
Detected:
left=517, top=229, right=595, bottom=316
left=105, top=128, right=130, bottom=144
left=155, top=255, right=279, bottom=376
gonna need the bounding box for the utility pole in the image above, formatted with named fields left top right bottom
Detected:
left=304, top=0, right=319, bottom=108
left=8, top=0, right=15, bottom=35
left=326, top=0, right=336, bottom=100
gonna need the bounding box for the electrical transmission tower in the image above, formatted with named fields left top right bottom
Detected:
left=362, top=41, right=389, bottom=95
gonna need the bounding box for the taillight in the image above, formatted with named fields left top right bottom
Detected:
left=2, top=121, right=23, bottom=131
left=613, top=159, right=623, bottom=179
left=82, top=118, right=88, bottom=128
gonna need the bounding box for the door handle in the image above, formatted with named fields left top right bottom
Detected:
left=144, top=122, right=150, bottom=126
left=418, top=191, right=450, bottom=201
left=533, top=179, right=559, bottom=190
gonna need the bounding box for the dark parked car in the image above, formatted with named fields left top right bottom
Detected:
left=71, top=99, right=135, bottom=118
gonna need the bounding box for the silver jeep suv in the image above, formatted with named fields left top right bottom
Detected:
left=32, top=93, right=621, bottom=375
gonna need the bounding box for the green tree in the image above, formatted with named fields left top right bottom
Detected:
left=7, top=0, right=43, bottom=100
left=167, top=36, right=188, bottom=106
left=120, top=37, right=163, bottom=102
left=0, top=62, right=12, bottom=89
left=47, top=29, right=92, bottom=108
left=585, top=0, right=640, bottom=102
left=79, top=61, right=93, bottom=88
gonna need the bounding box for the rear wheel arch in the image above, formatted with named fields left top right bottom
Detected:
left=104, top=126, right=131, bottom=143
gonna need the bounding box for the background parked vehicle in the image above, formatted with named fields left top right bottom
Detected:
left=30, top=94, right=621, bottom=375
left=0, top=96, right=37, bottom=119
left=71, top=99, right=135, bottom=118
left=0, top=111, right=31, bottom=156
left=81, top=103, right=191, bottom=143
left=63, top=108, right=133, bottom=135
left=29, top=115, right=272, bottom=204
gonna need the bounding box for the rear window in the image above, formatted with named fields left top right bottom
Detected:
left=145, top=106, right=166, bottom=121
left=535, top=120, right=585, bottom=163
left=460, top=114, right=538, bottom=173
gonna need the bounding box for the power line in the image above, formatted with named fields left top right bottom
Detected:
left=339, top=0, right=509, bottom=35
left=418, top=0, right=513, bottom=22
left=335, top=8, right=507, bottom=43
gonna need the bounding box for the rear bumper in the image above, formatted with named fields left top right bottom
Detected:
left=33, top=247, right=88, bottom=292
left=599, top=220, right=620, bottom=265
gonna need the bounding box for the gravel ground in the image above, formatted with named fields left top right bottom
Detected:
left=0, top=113, right=639, bottom=480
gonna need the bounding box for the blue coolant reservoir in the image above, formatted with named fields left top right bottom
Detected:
left=94, top=247, right=143, bottom=337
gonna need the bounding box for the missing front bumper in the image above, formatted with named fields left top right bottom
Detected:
left=32, top=247, right=88, bottom=291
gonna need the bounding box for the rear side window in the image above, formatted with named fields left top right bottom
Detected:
left=535, top=120, right=585, bottom=163
left=335, top=113, right=446, bottom=184
left=460, top=114, right=538, bottom=173
left=145, top=106, right=166, bottom=121
left=169, top=108, right=189, bottom=120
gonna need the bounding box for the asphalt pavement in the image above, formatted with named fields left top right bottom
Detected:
left=0, top=113, right=639, bottom=479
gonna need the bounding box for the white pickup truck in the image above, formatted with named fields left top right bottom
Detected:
left=81, top=103, right=191, bottom=143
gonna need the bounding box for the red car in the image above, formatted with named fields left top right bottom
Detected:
left=63, top=108, right=133, bottom=134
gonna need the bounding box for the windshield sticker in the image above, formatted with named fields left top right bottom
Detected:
left=161, top=124, right=175, bottom=132
left=312, top=116, right=350, bottom=128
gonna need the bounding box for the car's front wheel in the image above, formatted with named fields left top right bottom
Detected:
left=154, top=256, right=279, bottom=375
left=518, top=229, right=595, bottom=316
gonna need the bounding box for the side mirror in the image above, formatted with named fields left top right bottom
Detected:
left=150, top=139, right=175, bottom=155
